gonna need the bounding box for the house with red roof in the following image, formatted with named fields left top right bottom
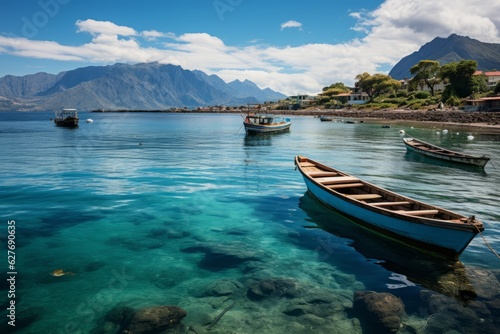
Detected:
left=474, top=71, right=500, bottom=89
left=465, top=96, right=500, bottom=112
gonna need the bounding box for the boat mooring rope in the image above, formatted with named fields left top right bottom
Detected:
left=469, top=221, right=500, bottom=260
left=488, top=158, right=496, bottom=169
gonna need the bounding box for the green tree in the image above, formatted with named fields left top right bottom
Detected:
left=409, top=60, right=440, bottom=96
left=495, top=81, right=500, bottom=94
left=327, top=82, right=351, bottom=91
left=355, top=72, right=401, bottom=102
left=439, top=60, right=478, bottom=99
left=470, top=73, right=489, bottom=98
left=321, top=82, right=351, bottom=96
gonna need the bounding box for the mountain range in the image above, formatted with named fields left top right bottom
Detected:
left=2, top=34, right=499, bottom=111
left=0, top=63, right=286, bottom=111
left=389, top=34, right=500, bottom=80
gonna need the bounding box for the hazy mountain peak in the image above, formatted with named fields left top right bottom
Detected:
left=389, top=34, right=500, bottom=80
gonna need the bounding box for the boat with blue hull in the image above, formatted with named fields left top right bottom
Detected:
left=243, top=114, right=291, bottom=134
left=294, top=156, right=483, bottom=256
left=402, top=136, right=490, bottom=168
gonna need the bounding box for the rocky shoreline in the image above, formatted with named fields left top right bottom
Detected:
left=307, top=109, right=500, bottom=125
left=290, top=109, right=500, bottom=134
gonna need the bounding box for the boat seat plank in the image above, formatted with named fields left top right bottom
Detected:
left=396, top=209, right=439, bottom=216
left=308, top=172, right=339, bottom=177
left=346, top=194, right=382, bottom=200
left=370, top=201, right=411, bottom=207
left=302, top=167, right=321, bottom=172
left=327, top=182, right=364, bottom=189
left=317, top=176, right=360, bottom=185
left=299, top=162, right=316, bottom=167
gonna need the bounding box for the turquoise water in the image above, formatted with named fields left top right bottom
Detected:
left=1, top=111, right=500, bottom=334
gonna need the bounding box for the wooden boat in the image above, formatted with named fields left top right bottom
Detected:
left=402, top=136, right=489, bottom=167
left=319, top=115, right=333, bottom=122
left=54, top=108, right=79, bottom=127
left=294, top=156, right=484, bottom=256
left=243, top=114, right=291, bottom=134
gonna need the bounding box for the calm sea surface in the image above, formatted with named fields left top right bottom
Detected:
left=1, top=111, right=500, bottom=334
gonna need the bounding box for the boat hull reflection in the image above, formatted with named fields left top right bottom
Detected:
left=299, top=192, right=477, bottom=301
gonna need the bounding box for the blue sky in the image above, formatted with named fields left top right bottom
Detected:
left=1, top=0, right=499, bottom=95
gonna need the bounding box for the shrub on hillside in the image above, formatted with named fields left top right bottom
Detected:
left=414, top=91, right=431, bottom=99
left=446, top=96, right=462, bottom=107
left=383, top=97, right=407, bottom=107
left=406, top=99, right=427, bottom=110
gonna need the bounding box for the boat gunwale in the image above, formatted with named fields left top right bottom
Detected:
left=294, top=156, right=483, bottom=233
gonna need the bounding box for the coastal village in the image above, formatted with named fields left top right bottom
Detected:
left=195, top=70, right=500, bottom=113
left=191, top=69, right=500, bottom=128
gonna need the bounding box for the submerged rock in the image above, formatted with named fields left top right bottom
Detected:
left=121, top=305, right=187, bottom=334
left=353, top=291, right=405, bottom=333
left=419, top=289, right=500, bottom=333
left=283, top=290, right=351, bottom=320
left=105, top=305, right=135, bottom=325
left=203, top=279, right=244, bottom=297
left=247, top=277, right=303, bottom=300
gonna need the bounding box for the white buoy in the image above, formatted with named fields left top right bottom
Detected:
left=399, top=130, right=405, bottom=135
left=86, top=119, right=93, bottom=123
left=442, top=129, right=448, bottom=135
left=467, top=134, right=474, bottom=140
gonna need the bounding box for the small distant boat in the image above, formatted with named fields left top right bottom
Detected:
left=294, top=156, right=484, bottom=256
left=402, top=136, right=489, bottom=167
left=54, top=108, right=79, bottom=127
left=243, top=105, right=291, bottom=134
left=319, top=115, right=333, bottom=122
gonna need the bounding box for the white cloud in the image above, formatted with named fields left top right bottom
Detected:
left=0, top=1, right=499, bottom=96
left=142, top=30, right=175, bottom=41
left=280, top=20, right=303, bottom=31
left=76, top=19, right=137, bottom=37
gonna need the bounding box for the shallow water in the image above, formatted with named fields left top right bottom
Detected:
left=1, top=111, right=500, bottom=334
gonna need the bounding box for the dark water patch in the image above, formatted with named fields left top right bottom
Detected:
left=0, top=306, right=45, bottom=332
left=224, top=227, right=252, bottom=236
left=181, top=241, right=267, bottom=271
left=106, top=236, right=164, bottom=251
left=199, top=253, right=249, bottom=271
left=18, top=210, right=101, bottom=239
left=146, top=227, right=190, bottom=239
left=84, top=260, right=107, bottom=272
